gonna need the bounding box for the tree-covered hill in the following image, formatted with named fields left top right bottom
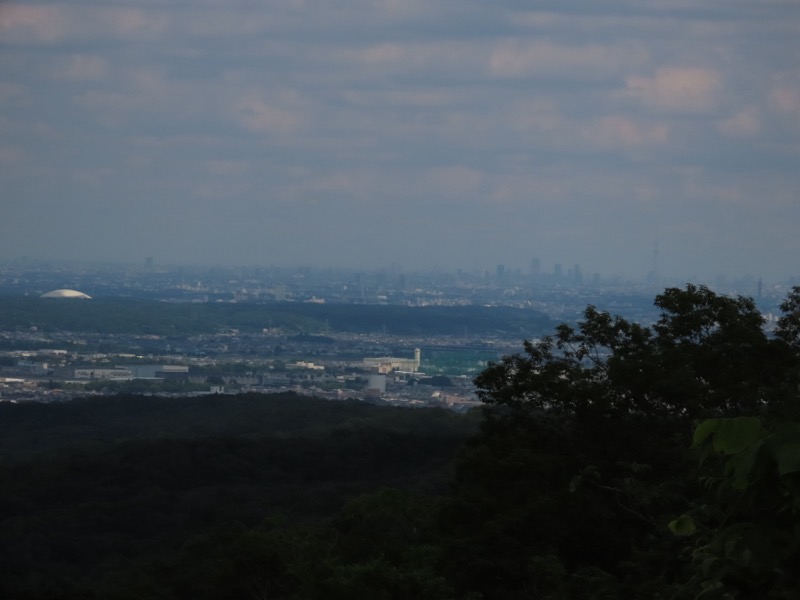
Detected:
left=0, top=296, right=554, bottom=336
left=0, top=393, right=478, bottom=599
left=0, top=392, right=477, bottom=460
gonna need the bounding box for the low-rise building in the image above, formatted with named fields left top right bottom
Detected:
left=363, top=348, right=421, bottom=373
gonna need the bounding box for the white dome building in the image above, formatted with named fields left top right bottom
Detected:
left=40, top=289, right=92, bottom=299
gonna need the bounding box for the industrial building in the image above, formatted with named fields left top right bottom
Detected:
left=363, top=348, right=421, bottom=373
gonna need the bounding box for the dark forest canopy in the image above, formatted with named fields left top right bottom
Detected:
left=0, top=392, right=477, bottom=460
left=0, top=393, right=478, bottom=600
left=0, top=296, right=554, bottom=336
left=447, top=284, right=800, bottom=599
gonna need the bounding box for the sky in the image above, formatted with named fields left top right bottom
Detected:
left=1, top=0, right=799, bottom=282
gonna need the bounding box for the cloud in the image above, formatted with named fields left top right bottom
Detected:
left=55, top=54, right=109, bottom=81
left=583, top=115, right=669, bottom=147
left=0, top=4, right=68, bottom=43
left=74, top=90, right=143, bottom=115
left=191, top=181, right=252, bottom=200
left=0, top=82, right=26, bottom=103
left=0, top=4, right=168, bottom=44
left=343, top=40, right=484, bottom=81
left=489, top=39, right=648, bottom=78
left=426, top=165, right=486, bottom=200
left=100, top=7, right=168, bottom=37
left=71, top=167, right=116, bottom=186
left=230, top=92, right=304, bottom=134
left=71, top=66, right=220, bottom=128
left=0, top=144, right=24, bottom=164
left=205, top=160, right=249, bottom=176
left=769, top=84, right=800, bottom=115
left=717, top=107, right=760, bottom=137
left=358, top=42, right=413, bottom=65
left=626, top=67, right=722, bottom=113
left=501, top=98, right=563, bottom=133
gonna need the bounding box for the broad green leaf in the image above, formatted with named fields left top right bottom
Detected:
left=727, top=442, right=763, bottom=489
left=668, top=514, right=696, bottom=537
left=772, top=440, right=800, bottom=476
left=692, top=419, right=720, bottom=448
left=712, top=417, right=762, bottom=455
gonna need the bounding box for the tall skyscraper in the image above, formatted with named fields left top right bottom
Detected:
left=530, top=257, right=541, bottom=277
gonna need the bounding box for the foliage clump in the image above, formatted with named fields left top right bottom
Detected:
left=443, top=285, right=800, bottom=599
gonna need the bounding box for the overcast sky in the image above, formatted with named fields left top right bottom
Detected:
left=1, top=0, right=799, bottom=281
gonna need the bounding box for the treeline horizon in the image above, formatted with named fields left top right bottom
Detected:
left=0, top=297, right=554, bottom=337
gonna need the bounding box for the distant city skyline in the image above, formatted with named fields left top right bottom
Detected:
left=2, top=1, right=799, bottom=282
left=1, top=255, right=788, bottom=293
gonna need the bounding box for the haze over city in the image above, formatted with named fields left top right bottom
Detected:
left=2, top=1, right=799, bottom=281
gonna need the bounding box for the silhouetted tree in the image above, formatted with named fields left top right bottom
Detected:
left=442, top=285, right=800, bottom=599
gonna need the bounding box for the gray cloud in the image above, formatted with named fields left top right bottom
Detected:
left=1, top=0, right=798, bottom=281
